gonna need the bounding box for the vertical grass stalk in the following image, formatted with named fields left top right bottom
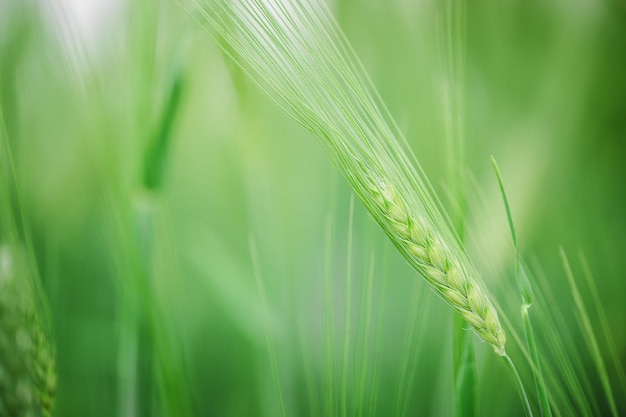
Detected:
left=340, top=195, right=355, bottom=417
left=437, top=0, right=477, bottom=413
left=492, top=156, right=548, bottom=417
left=560, top=249, right=619, bottom=417
left=250, top=236, right=287, bottom=417
left=503, top=355, right=534, bottom=417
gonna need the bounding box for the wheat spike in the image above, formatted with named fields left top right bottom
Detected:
left=181, top=0, right=507, bottom=356
left=0, top=246, right=56, bottom=417
left=368, top=178, right=506, bottom=355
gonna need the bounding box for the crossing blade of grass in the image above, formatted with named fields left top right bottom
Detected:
left=297, top=323, right=321, bottom=417
left=354, top=251, right=376, bottom=417
left=437, top=0, right=477, bottom=413
left=367, top=246, right=390, bottom=417
left=341, top=194, right=355, bottom=417
left=250, top=235, right=287, bottom=417
left=393, top=279, right=421, bottom=416
left=453, top=315, right=476, bottom=417
left=324, top=212, right=336, bottom=417
left=502, top=355, right=534, bottom=417
left=578, top=252, right=626, bottom=398
left=492, top=156, right=550, bottom=417
left=560, top=249, right=618, bottom=417
left=140, top=197, right=195, bottom=417
left=529, top=260, right=596, bottom=417
left=519, top=267, right=550, bottom=417
left=395, top=281, right=429, bottom=417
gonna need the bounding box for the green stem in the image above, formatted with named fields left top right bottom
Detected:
left=439, top=0, right=476, bottom=414
left=453, top=316, right=476, bottom=417
left=522, top=306, right=551, bottom=417
left=250, top=237, right=287, bottom=417
left=492, top=156, right=549, bottom=416
left=503, top=355, right=534, bottom=417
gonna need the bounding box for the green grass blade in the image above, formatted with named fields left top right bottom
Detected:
left=453, top=315, right=477, bottom=417
left=341, top=194, right=355, bottom=417
left=323, top=211, right=336, bottom=416
left=521, top=299, right=550, bottom=417
left=355, top=251, right=376, bottom=417
left=143, top=60, right=185, bottom=191
left=437, top=1, right=477, bottom=413
left=560, top=248, right=618, bottom=417
left=492, top=156, right=550, bottom=416
left=578, top=252, right=626, bottom=397
left=393, top=280, right=424, bottom=416
left=367, top=246, right=390, bottom=417
left=490, top=157, right=517, bottom=249
left=250, top=236, right=287, bottom=417
left=503, top=355, right=534, bottom=417
left=529, top=259, right=596, bottom=417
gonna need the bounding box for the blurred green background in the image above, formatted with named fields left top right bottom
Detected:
left=1, top=0, right=625, bottom=415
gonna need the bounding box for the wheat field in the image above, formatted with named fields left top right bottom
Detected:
left=1, top=0, right=625, bottom=416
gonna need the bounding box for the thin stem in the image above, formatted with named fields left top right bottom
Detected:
left=503, top=355, right=534, bottom=417
left=250, top=236, right=287, bottom=417
left=492, top=156, right=550, bottom=416
left=341, top=195, right=355, bottom=417
left=453, top=315, right=476, bottom=417
left=438, top=0, right=476, bottom=414
left=561, top=249, right=619, bottom=417
left=522, top=306, right=551, bottom=417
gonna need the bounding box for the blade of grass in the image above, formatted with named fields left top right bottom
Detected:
left=143, top=59, right=185, bottom=191
left=355, top=251, right=376, bottom=417
left=324, top=211, right=336, bottom=417
left=341, top=194, right=355, bottom=417
left=367, top=244, right=390, bottom=417
left=393, top=279, right=422, bottom=416
left=503, top=355, right=534, bottom=417
left=400, top=291, right=433, bottom=417
left=529, top=259, right=596, bottom=417
left=250, top=235, right=286, bottom=417
left=397, top=282, right=429, bottom=417
left=437, top=0, right=477, bottom=413
left=560, top=248, right=618, bottom=417
left=491, top=156, right=550, bottom=417
left=578, top=252, right=626, bottom=397
left=453, top=315, right=477, bottom=417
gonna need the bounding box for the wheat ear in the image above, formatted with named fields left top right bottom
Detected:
left=365, top=178, right=506, bottom=355
left=181, top=0, right=507, bottom=356
left=0, top=246, right=56, bottom=417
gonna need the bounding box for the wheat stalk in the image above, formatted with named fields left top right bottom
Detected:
left=181, top=0, right=507, bottom=355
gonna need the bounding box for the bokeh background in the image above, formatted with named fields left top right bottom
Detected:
left=1, top=0, right=625, bottom=415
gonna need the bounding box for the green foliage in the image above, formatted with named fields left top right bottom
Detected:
left=1, top=0, right=625, bottom=416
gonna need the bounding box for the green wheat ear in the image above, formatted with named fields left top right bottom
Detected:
left=367, top=178, right=506, bottom=355
left=181, top=0, right=506, bottom=355
left=0, top=245, right=56, bottom=417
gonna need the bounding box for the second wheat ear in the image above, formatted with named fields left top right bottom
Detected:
left=0, top=246, right=56, bottom=417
